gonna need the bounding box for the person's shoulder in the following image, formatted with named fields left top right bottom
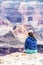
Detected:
left=28, top=36, right=32, bottom=39
left=26, top=36, right=31, bottom=41
left=28, top=36, right=34, bottom=41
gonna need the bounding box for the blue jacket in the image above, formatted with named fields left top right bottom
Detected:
left=25, top=36, right=37, bottom=50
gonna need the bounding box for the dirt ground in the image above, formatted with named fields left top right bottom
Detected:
left=0, top=52, right=43, bottom=65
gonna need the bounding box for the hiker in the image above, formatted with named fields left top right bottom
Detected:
left=24, top=30, right=37, bottom=54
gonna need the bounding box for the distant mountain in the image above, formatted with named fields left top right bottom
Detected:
left=0, top=0, right=43, bottom=24
left=0, top=0, right=43, bottom=46
left=0, top=31, right=23, bottom=47
left=0, top=17, right=13, bottom=36
left=0, top=0, right=43, bottom=3
left=6, top=11, right=23, bottom=23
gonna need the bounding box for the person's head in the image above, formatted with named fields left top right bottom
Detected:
left=28, top=30, right=34, bottom=38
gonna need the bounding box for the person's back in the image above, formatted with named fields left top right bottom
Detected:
left=24, top=30, right=37, bottom=54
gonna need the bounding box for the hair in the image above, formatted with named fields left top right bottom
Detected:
left=28, top=32, right=35, bottom=39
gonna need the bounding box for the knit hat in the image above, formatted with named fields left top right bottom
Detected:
left=29, top=30, right=33, bottom=33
